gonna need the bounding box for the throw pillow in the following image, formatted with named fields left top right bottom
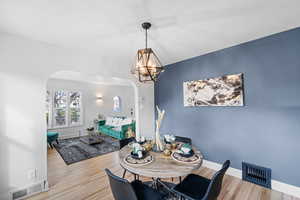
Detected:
left=112, top=126, right=122, bottom=132
left=105, top=117, right=113, bottom=126
left=120, top=118, right=132, bottom=126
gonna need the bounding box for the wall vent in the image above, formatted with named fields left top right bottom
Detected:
left=11, top=181, right=45, bottom=200
left=12, top=189, right=27, bottom=200
left=242, top=162, right=271, bottom=188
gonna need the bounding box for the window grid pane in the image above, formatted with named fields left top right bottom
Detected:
left=54, top=90, right=67, bottom=127
left=69, top=92, right=81, bottom=125
left=54, top=108, right=66, bottom=127
left=54, top=90, right=67, bottom=108
left=70, top=108, right=81, bottom=124
left=69, top=92, right=81, bottom=108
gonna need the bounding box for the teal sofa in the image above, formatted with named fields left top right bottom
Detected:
left=98, top=119, right=135, bottom=140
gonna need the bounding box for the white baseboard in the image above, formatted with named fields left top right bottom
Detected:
left=271, top=180, right=300, bottom=198
left=202, top=160, right=300, bottom=198
left=202, top=160, right=242, bottom=179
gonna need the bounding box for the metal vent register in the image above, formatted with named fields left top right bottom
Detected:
left=11, top=181, right=44, bottom=200
left=242, top=162, right=271, bottom=188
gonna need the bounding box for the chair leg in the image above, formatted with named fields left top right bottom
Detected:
left=56, top=139, right=59, bottom=144
left=152, top=178, right=157, bottom=189
left=122, top=169, right=127, bottom=178
left=50, top=143, right=53, bottom=149
left=134, top=174, right=139, bottom=180
left=178, top=177, right=184, bottom=200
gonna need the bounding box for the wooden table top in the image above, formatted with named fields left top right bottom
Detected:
left=119, top=145, right=203, bottom=179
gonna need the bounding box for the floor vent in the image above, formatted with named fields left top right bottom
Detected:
left=242, top=162, right=271, bottom=188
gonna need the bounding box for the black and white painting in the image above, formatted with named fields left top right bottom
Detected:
left=183, top=73, right=244, bottom=106
left=113, top=96, right=121, bottom=112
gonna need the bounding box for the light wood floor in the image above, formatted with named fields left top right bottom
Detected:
left=27, top=148, right=299, bottom=200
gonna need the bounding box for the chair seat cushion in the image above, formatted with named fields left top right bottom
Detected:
left=173, top=174, right=210, bottom=199
left=47, top=132, right=59, bottom=142
left=131, top=180, right=164, bottom=200
left=47, top=132, right=59, bottom=137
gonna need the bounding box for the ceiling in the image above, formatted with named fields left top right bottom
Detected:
left=50, top=71, right=135, bottom=86
left=0, top=0, right=300, bottom=71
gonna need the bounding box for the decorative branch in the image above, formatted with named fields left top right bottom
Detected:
left=155, top=106, right=165, bottom=151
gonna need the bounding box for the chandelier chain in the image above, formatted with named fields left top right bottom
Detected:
left=145, top=28, right=148, bottom=49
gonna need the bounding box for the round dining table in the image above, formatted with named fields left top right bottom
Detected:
left=119, top=144, right=203, bottom=179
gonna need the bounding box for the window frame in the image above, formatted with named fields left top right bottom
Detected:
left=47, top=90, right=83, bottom=129
left=46, top=90, right=53, bottom=129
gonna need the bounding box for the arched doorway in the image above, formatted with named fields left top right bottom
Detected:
left=45, top=70, right=140, bottom=188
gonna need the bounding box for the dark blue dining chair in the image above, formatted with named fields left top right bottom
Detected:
left=105, top=168, right=165, bottom=200
left=175, top=136, right=192, bottom=145
left=170, top=160, right=230, bottom=200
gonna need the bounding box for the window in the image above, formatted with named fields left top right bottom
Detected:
left=69, top=91, right=81, bottom=126
left=54, top=90, right=67, bottom=127
left=46, top=90, right=82, bottom=129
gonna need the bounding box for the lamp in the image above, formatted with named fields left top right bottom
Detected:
left=96, top=96, right=103, bottom=102
left=131, top=22, right=164, bottom=83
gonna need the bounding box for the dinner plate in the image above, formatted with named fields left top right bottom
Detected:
left=131, top=151, right=148, bottom=160
left=171, top=151, right=201, bottom=164
left=179, top=149, right=194, bottom=158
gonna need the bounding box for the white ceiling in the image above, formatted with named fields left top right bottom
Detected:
left=50, top=71, right=135, bottom=86
left=0, top=0, right=300, bottom=68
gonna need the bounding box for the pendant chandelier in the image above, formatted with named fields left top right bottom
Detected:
left=131, top=22, right=164, bottom=83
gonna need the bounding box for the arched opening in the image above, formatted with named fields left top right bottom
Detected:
left=44, top=70, right=140, bottom=189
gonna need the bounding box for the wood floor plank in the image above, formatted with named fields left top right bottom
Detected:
left=27, top=148, right=297, bottom=200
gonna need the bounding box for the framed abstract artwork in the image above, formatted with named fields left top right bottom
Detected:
left=113, top=96, right=122, bottom=112
left=183, top=73, right=244, bottom=107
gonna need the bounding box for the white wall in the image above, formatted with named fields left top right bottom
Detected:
left=138, top=83, right=155, bottom=138
left=0, top=32, right=155, bottom=199
left=47, top=79, right=135, bottom=138
left=0, top=73, right=47, bottom=199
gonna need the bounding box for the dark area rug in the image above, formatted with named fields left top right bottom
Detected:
left=54, top=134, right=120, bottom=165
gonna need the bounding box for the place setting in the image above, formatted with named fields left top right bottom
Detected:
left=124, top=139, right=154, bottom=166
left=124, top=135, right=194, bottom=165
left=123, top=133, right=202, bottom=165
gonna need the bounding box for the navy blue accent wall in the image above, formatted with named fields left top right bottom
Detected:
left=155, top=28, right=300, bottom=187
